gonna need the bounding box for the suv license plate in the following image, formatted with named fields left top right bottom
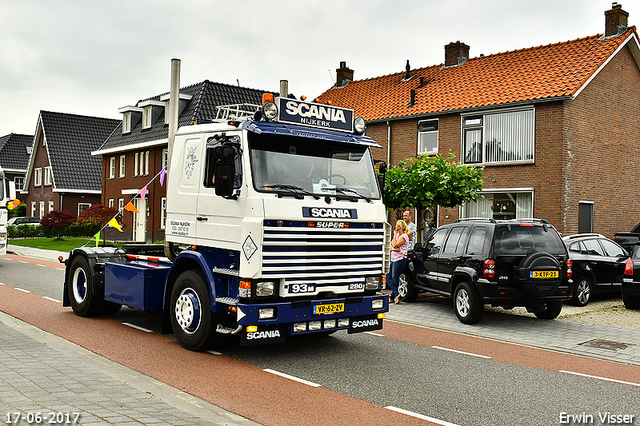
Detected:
left=530, top=271, right=559, bottom=279
left=313, top=303, right=345, bottom=315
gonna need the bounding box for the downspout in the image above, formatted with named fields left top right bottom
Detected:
left=386, top=121, right=391, bottom=166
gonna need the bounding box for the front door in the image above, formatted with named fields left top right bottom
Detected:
left=133, top=198, right=147, bottom=242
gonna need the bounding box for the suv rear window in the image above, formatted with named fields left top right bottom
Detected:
left=493, top=225, right=564, bottom=255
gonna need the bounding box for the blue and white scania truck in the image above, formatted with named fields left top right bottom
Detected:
left=62, top=93, right=390, bottom=351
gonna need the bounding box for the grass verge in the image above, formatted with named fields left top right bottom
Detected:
left=9, top=237, right=101, bottom=253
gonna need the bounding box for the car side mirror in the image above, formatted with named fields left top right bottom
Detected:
left=413, top=242, right=423, bottom=252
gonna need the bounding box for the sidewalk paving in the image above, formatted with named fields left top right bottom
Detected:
left=2, top=245, right=259, bottom=426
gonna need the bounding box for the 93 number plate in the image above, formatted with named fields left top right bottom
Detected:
left=288, top=284, right=316, bottom=294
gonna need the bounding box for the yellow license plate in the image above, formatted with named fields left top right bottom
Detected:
left=530, top=270, right=559, bottom=279
left=314, top=303, right=345, bottom=315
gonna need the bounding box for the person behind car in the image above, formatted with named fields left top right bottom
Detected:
left=387, top=219, right=410, bottom=304
left=403, top=210, right=417, bottom=250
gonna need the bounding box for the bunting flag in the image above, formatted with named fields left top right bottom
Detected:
left=124, top=201, right=140, bottom=214
left=140, top=185, right=148, bottom=201
left=94, top=232, right=100, bottom=247
left=108, top=218, right=123, bottom=232
left=160, top=167, right=166, bottom=186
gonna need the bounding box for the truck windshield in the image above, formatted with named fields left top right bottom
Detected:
left=248, top=132, right=380, bottom=199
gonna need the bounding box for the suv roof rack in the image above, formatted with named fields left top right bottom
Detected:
left=454, top=217, right=497, bottom=224
left=563, top=233, right=605, bottom=240
left=504, top=218, right=550, bottom=224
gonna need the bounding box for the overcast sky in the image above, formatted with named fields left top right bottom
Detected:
left=1, top=0, right=637, bottom=137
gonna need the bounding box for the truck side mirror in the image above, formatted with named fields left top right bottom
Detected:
left=374, top=160, right=386, bottom=196
left=214, top=145, right=237, bottom=198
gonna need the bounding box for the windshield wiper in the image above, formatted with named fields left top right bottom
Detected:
left=334, top=186, right=372, bottom=203
left=263, top=184, right=320, bottom=200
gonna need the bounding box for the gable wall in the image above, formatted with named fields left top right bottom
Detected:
left=25, top=132, right=54, bottom=216
left=563, top=43, right=640, bottom=237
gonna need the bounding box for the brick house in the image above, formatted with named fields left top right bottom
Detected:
left=317, top=4, right=640, bottom=238
left=93, top=80, right=273, bottom=243
left=23, top=111, right=120, bottom=219
left=0, top=133, right=32, bottom=204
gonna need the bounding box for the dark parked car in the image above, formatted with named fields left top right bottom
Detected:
left=622, top=244, right=640, bottom=309
left=562, top=234, right=628, bottom=306
left=7, top=216, right=40, bottom=226
left=399, top=218, right=573, bottom=324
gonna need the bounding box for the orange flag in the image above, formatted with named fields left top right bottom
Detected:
left=124, top=201, right=140, bottom=214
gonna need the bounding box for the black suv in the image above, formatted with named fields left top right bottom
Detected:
left=398, top=218, right=573, bottom=324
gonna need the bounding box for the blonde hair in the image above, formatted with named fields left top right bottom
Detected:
left=395, top=220, right=408, bottom=232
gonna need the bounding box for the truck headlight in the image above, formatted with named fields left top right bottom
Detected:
left=258, top=308, right=276, bottom=320
left=365, top=276, right=381, bottom=291
left=354, top=116, right=366, bottom=134
left=372, top=299, right=384, bottom=310
left=256, top=281, right=275, bottom=297
left=262, top=101, right=278, bottom=121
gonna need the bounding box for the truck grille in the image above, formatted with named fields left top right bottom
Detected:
left=262, top=220, right=385, bottom=290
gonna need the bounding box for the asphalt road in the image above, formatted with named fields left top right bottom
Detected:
left=1, top=254, right=639, bottom=426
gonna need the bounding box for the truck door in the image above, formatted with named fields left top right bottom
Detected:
left=195, top=132, right=249, bottom=251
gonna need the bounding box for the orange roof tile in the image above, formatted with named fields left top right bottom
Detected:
left=316, top=28, right=639, bottom=121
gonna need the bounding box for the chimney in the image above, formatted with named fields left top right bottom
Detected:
left=336, top=61, right=354, bottom=87
left=444, top=41, right=470, bottom=67
left=605, top=3, right=628, bottom=37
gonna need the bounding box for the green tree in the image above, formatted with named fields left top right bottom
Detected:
left=76, top=204, right=119, bottom=245
left=384, top=152, right=484, bottom=242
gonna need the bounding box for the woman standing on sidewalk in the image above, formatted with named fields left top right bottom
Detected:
left=387, top=220, right=410, bottom=304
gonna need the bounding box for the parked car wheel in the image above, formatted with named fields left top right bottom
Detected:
left=453, top=282, right=483, bottom=324
left=533, top=301, right=563, bottom=319
left=570, top=276, right=592, bottom=306
left=397, top=271, right=419, bottom=302
left=623, top=296, right=640, bottom=310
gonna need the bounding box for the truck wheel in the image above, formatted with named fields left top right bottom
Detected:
left=398, top=271, right=418, bottom=302
left=453, top=282, right=483, bottom=324
left=570, top=277, right=592, bottom=306
left=68, top=256, right=102, bottom=317
left=170, top=270, right=216, bottom=351
left=623, top=296, right=640, bottom=310
left=533, top=301, right=563, bottom=319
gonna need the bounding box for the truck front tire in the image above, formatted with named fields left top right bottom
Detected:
left=170, top=270, right=217, bottom=351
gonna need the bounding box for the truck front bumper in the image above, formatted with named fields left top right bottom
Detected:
left=236, top=294, right=389, bottom=345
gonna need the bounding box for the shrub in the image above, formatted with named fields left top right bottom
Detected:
left=41, top=210, right=75, bottom=239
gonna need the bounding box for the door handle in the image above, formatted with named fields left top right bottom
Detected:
left=196, top=216, right=208, bottom=221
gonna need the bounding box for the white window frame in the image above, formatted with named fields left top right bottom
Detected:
left=39, top=201, right=45, bottom=218
left=34, top=168, right=42, bottom=186
left=162, top=149, right=169, bottom=169
left=78, top=203, right=91, bottom=216
left=31, top=202, right=36, bottom=216
left=160, top=196, right=167, bottom=230
left=417, top=119, right=439, bottom=155
left=462, top=107, right=535, bottom=165
left=143, top=106, right=152, bottom=129
left=44, top=166, right=52, bottom=186
left=118, top=198, right=125, bottom=211
left=134, top=152, right=139, bottom=177
left=14, top=177, right=24, bottom=192
left=144, top=151, right=149, bottom=175
left=119, top=155, right=126, bottom=178
left=48, top=201, right=54, bottom=213
left=108, top=198, right=115, bottom=208
left=462, top=189, right=534, bottom=220
left=122, top=112, right=131, bottom=133
left=109, top=157, right=116, bottom=179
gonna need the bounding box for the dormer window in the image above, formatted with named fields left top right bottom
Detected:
left=160, top=93, right=194, bottom=124
left=123, top=112, right=132, bottom=133
left=118, top=106, right=143, bottom=134
left=143, top=107, right=152, bottom=129
left=138, top=100, right=164, bottom=129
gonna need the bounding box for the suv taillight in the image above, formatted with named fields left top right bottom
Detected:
left=566, top=258, right=573, bottom=279
left=625, top=258, right=634, bottom=276
left=483, top=259, right=496, bottom=279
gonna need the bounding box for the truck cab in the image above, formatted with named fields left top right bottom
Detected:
left=63, top=96, right=390, bottom=351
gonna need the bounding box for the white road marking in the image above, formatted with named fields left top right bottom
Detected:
left=365, top=331, right=385, bottom=336
left=386, top=406, right=461, bottom=425
left=42, top=296, right=61, bottom=303
left=559, top=370, right=640, bottom=387
left=432, top=346, right=491, bottom=359
left=263, top=369, right=322, bottom=387
left=15, top=288, right=31, bottom=293
left=122, top=323, right=153, bottom=333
